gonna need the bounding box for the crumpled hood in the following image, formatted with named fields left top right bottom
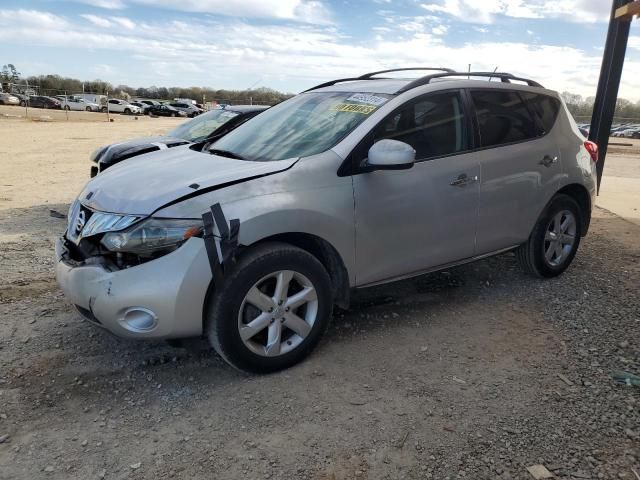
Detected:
left=79, top=147, right=298, bottom=216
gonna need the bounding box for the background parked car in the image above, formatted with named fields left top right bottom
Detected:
left=129, top=101, right=151, bottom=114
left=90, top=105, right=268, bottom=176
left=11, top=93, right=29, bottom=106
left=0, top=92, right=20, bottom=105
left=27, top=95, right=62, bottom=109
left=147, top=104, right=187, bottom=117
left=103, top=99, right=141, bottom=115
left=169, top=102, right=203, bottom=117
left=60, top=96, right=100, bottom=112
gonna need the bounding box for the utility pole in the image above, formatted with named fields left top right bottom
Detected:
left=589, top=0, right=639, bottom=191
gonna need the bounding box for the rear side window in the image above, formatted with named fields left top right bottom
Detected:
left=471, top=90, right=537, bottom=148
left=519, top=92, right=561, bottom=136
left=373, top=91, right=468, bottom=160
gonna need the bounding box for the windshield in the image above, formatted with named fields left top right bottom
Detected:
left=169, top=109, right=240, bottom=142
left=209, top=92, right=391, bottom=161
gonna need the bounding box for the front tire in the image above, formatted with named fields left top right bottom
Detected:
left=206, top=242, right=333, bottom=373
left=516, top=194, right=582, bottom=278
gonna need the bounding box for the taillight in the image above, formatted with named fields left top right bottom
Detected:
left=584, top=141, right=598, bottom=163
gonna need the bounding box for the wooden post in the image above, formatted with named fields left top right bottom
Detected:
left=615, top=0, right=640, bottom=18
left=589, top=0, right=634, bottom=192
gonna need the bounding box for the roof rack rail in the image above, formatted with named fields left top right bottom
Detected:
left=302, top=67, right=456, bottom=92
left=357, top=67, right=455, bottom=79
left=397, top=71, right=543, bottom=93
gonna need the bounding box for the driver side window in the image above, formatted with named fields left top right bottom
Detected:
left=373, top=91, right=468, bottom=161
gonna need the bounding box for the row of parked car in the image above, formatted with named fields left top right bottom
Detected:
left=0, top=92, right=205, bottom=117
left=577, top=122, right=640, bottom=139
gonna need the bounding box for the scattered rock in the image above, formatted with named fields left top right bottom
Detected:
left=526, top=464, right=553, bottom=479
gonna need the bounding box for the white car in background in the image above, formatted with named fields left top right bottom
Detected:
left=60, top=96, right=100, bottom=112
left=103, top=99, right=142, bottom=115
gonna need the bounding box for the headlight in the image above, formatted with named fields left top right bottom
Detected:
left=101, top=218, right=203, bottom=255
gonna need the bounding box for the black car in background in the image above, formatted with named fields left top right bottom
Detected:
left=90, top=105, right=269, bottom=176
left=28, top=95, right=62, bottom=109
left=147, top=104, right=186, bottom=117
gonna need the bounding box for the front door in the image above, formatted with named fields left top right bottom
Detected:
left=352, top=90, right=480, bottom=286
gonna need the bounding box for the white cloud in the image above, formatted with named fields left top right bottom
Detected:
left=2, top=7, right=640, bottom=101
left=91, top=63, right=115, bottom=76
left=80, top=14, right=136, bottom=29
left=0, top=9, right=67, bottom=28
left=110, top=16, right=136, bottom=29
left=421, top=0, right=610, bottom=24
left=109, top=0, right=334, bottom=24
left=74, top=0, right=127, bottom=8
left=81, top=14, right=112, bottom=27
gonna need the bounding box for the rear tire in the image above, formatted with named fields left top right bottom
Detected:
left=171, top=112, right=176, bottom=117
left=516, top=194, right=582, bottom=278
left=124, top=108, right=131, bottom=114
left=101, top=107, right=107, bottom=113
left=206, top=242, right=333, bottom=373
left=64, top=105, right=70, bottom=110
left=85, top=107, right=91, bottom=112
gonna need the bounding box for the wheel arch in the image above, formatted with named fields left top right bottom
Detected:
left=242, top=232, right=350, bottom=310
left=556, top=183, right=592, bottom=236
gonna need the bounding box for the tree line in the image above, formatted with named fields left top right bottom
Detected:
left=560, top=91, right=640, bottom=123
left=3, top=64, right=640, bottom=119
left=1, top=64, right=293, bottom=105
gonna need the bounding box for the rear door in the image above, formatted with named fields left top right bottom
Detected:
left=469, top=89, right=562, bottom=254
left=352, top=90, right=480, bottom=286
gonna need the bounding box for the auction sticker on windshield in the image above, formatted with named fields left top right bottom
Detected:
left=346, top=93, right=388, bottom=106
left=331, top=103, right=376, bottom=115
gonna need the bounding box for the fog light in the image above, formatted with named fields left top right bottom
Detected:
left=120, top=308, right=157, bottom=332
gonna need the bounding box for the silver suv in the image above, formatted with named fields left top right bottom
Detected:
left=55, top=68, right=598, bottom=373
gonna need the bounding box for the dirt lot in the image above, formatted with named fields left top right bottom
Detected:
left=0, top=110, right=639, bottom=480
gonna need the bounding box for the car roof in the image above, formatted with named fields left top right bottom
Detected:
left=224, top=105, right=270, bottom=113
left=310, top=77, right=558, bottom=97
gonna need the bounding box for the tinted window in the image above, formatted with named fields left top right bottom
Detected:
left=471, top=90, right=537, bottom=147
left=373, top=91, right=468, bottom=160
left=520, top=92, right=561, bottom=136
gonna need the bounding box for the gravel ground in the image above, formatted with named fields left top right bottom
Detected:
left=0, top=203, right=638, bottom=480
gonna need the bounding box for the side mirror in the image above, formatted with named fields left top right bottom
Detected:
left=367, top=139, right=415, bottom=171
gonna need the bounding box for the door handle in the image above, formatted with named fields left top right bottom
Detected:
left=539, top=155, right=558, bottom=167
left=450, top=173, right=478, bottom=187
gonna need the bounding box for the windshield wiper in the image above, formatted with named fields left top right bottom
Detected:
left=208, top=148, right=246, bottom=160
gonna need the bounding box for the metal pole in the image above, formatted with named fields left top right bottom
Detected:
left=589, top=0, right=633, bottom=192
left=24, top=79, right=29, bottom=117
left=64, top=90, right=69, bottom=121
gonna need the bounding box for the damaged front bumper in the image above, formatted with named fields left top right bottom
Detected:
left=54, top=236, right=211, bottom=339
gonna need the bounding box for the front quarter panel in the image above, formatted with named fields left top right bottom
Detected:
left=155, top=151, right=357, bottom=284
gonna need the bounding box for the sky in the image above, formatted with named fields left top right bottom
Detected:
left=0, top=0, right=639, bottom=100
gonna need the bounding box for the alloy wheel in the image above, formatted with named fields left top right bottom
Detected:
left=237, top=270, right=318, bottom=357
left=543, top=210, right=576, bottom=267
